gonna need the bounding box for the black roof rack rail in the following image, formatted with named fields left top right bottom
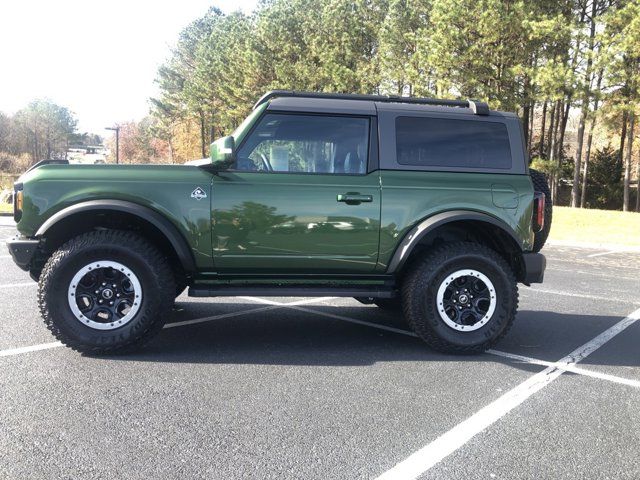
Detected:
left=253, top=90, right=490, bottom=115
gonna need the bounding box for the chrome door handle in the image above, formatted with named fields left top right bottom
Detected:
left=337, top=193, right=373, bottom=204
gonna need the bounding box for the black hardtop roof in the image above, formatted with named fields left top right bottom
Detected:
left=255, top=90, right=491, bottom=116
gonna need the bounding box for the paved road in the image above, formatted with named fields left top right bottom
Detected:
left=1, top=219, right=639, bottom=479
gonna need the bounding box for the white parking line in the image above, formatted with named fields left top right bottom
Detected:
left=522, top=287, right=639, bottom=305
left=0, top=341, right=62, bottom=357
left=374, top=305, right=640, bottom=480
left=487, top=349, right=640, bottom=389
left=164, top=305, right=278, bottom=328
left=165, top=297, right=328, bottom=329
left=252, top=298, right=640, bottom=388
left=0, top=297, right=334, bottom=357
left=6, top=294, right=637, bottom=390
left=290, top=304, right=420, bottom=337
left=587, top=250, right=618, bottom=258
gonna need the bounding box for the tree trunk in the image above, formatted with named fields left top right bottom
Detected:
left=168, top=137, right=175, bottom=164
left=528, top=101, right=535, bottom=150
left=571, top=0, right=598, bottom=208
left=572, top=109, right=587, bottom=207
left=581, top=69, right=604, bottom=208
left=553, top=99, right=571, bottom=202
left=623, top=113, right=635, bottom=212
left=33, top=130, right=38, bottom=163
left=549, top=100, right=563, bottom=202
left=636, top=154, right=640, bottom=212
left=539, top=101, right=547, bottom=156
left=546, top=101, right=556, bottom=159
left=580, top=120, right=596, bottom=208
left=620, top=110, right=628, bottom=172
left=522, top=74, right=531, bottom=148
left=522, top=102, right=530, bottom=151
left=557, top=100, right=571, bottom=160
left=200, top=111, right=206, bottom=159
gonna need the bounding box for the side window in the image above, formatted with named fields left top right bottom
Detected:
left=236, top=114, right=370, bottom=174
left=395, top=116, right=512, bottom=170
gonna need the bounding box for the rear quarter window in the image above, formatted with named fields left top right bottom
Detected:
left=395, top=116, right=512, bottom=170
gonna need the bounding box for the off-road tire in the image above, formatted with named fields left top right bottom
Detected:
left=402, top=242, right=518, bottom=354
left=530, top=168, right=552, bottom=252
left=38, top=230, right=175, bottom=355
left=373, top=298, right=402, bottom=311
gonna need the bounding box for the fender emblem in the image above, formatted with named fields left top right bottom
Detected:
left=191, top=187, right=207, bottom=200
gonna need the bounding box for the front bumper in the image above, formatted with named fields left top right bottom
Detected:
left=522, top=252, right=546, bottom=284
left=6, top=236, right=39, bottom=271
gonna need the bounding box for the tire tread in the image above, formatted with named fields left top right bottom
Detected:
left=37, top=230, right=175, bottom=355
left=402, top=242, right=518, bottom=354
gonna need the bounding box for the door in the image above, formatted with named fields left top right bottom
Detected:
left=211, top=112, right=380, bottom=273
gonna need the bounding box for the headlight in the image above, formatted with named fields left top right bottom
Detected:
left=13, top=184, right=23, bottom=222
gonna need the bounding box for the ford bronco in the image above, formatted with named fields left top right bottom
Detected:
left=7, top=91, right=548, bottom=355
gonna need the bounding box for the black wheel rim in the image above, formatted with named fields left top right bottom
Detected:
left=436, top=269, right=496, bottom=332
left=68, top=261, right=143, bottom=330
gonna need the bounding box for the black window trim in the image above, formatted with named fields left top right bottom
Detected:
left=231, top=110, right=378, bottom=176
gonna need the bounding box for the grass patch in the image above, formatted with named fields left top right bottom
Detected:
left=0, top=202, right=12, bottom=214
left=550, top=206, right=640, bottom=247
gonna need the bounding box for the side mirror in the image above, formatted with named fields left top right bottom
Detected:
left=210, top=135, right=235, bottom=169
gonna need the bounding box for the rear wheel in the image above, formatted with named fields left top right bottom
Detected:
left=402, top=242, right=517, bottom=354
left=38, top=230, right=175, bottom=354
left=530, top=168, right=552, bottom=252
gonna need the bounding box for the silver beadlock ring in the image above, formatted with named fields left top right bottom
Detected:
left=67, top=260, right=143, bottom=330
left=436, top=269, right=496, bottom=332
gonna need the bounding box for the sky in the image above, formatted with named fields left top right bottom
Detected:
left=0, top=0, right=258, bottom=135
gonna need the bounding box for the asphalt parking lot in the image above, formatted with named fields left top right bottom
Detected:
left=1, top=216, right=639, bottom=479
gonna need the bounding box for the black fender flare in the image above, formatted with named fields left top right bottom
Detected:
left=386, top=210, right=523, bottom=274
left=35, top=200, right=196, bottom=273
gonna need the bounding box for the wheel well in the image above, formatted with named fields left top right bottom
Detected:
left=31, top=210, right=189, bottom=285
left=400, top=220, right=525, bottom=280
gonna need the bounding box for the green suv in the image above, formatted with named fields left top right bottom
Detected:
left=7, top=91, right=547, bottom=355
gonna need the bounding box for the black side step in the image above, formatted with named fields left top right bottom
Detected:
left=188, top=285, right=396, bottom=298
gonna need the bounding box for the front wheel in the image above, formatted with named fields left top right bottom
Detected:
left=38, top=230, right=175, bottom=354
left=402, top=242, right=518, bottom=354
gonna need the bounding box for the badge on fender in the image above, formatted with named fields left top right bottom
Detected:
left=191, top=187, right=207, bottom=200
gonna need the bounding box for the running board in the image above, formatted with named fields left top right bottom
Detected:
left=188, top=285, right=396, bottom=298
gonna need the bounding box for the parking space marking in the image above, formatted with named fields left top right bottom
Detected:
left=165, top=305, right=278, bottom=328
left=291, top=304, right=421, bottom=337
left=587, top=250, right=619, bottom=258
left=165, top=297, right=330, bottom=329
left=3, top=294, right=638, bottom=390
left=245, top=297, right=640, bottom=388
left=239, top=296, right=336, bottom=306
left=0, top=297, right=336, bottom=357
left=374, top=305, right=640, bottom=480
left=0, top=341, right=62, bottom=357
left=487, top=349, right=640, bottom=389
left=522, top=287, right=639, bottom=305
left=546, top=267, right=638, bottom=282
